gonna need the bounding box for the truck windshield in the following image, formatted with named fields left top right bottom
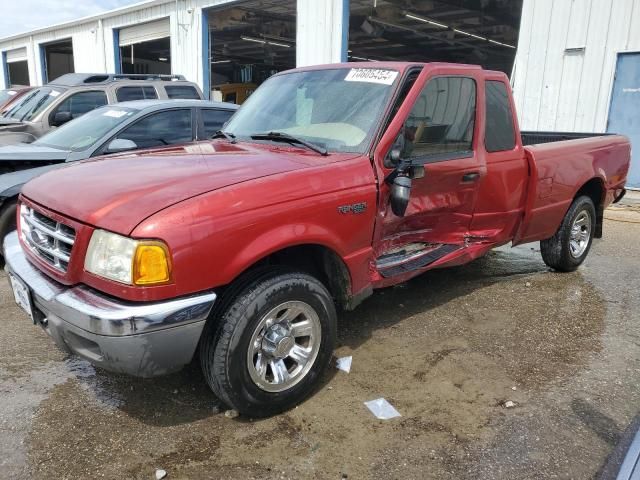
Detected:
left=34, top=106, right=137, bottom=152
left=2, top=86, right=67, bottom=121
left=223, top=68, right=400, bottom=153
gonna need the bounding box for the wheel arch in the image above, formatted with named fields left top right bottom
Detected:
left=223, top=242, right=355, bottom=311
left=573, top=177, right=605, bottom=238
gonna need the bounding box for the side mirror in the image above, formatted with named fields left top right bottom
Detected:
left=390, top=175, right=412, bottom=217
left=105, top=138, right=137, bottom=154
left=51, top=111, right=72, bottom=127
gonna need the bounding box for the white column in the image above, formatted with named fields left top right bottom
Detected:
left=170, top=1, right=206, bottom=93
left=296, top=0, right=349, bottom=67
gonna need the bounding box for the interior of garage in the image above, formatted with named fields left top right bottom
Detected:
left=42, top=39, right=74, bottom=83
left=6, top=60, right=29, bottom=86
left=207, top=0, right=296, bottom=104
left=205, top=0, right=521, bottom=104
left=118, top=19, right=171, bottom=75
left=348, top=0, right=522, bottom=74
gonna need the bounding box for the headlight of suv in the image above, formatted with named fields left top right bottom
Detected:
left=84, top=230, right=172, bottom=285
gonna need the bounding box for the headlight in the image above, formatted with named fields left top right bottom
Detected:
left=84, top=230, right=171, bottom=285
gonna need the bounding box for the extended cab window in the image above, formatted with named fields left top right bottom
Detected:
left=113, top=109, right=192, bottom=149
left=116, top=86, right=158, bottom=102
left=53, top=91, right=108, bottom=120
left=403, top=77, right=476, bottom=161
left=485, top=80, right=516, bottom=152
left=201, top=108, right=235, bottom=137
left=165, top=85, right=200, bottom=99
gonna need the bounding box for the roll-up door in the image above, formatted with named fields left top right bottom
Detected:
left=6, top=47, right=27, bottom=63
left=119, top=18, right=170, bottom=46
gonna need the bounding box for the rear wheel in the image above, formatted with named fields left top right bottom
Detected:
left=199, top=269, right=336, bottom=417
left=540, top=195, right=596, bottom=272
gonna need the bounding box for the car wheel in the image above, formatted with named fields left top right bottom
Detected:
left=199, top=268, right=336, bottom=417
left=540, top=195, right=596, bottom=272
left=0, top=199, right=17, bottom=263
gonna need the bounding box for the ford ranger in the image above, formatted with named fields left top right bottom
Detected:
left=4, top=62, right=630, bottom=417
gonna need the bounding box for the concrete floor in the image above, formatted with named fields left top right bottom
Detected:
left=1, top=205, right=639, bottom=479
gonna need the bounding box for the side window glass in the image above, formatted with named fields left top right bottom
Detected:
left=485, top=80, right=516, bottom=152
left=165, top=85, right=200, bottom=99
left=115, top=109, right=192, bottom=150
left=201, top=109, right=235, bottom=137
left=116, top=86, right=158, bottom=102
left=55, top=91, right=107, bottom=119
left=403, top=77, right=476, bottom=160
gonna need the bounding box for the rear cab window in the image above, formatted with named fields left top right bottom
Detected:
left=485, top=80, right=516, bottom=152
left=165, top=85, right=200, bottom=99
left=116, top=86, right=158, bottom=102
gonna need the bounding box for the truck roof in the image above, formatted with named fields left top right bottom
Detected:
left=285, top=61, right=504, bottom=77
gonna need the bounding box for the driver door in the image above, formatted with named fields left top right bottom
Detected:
left=371, top=66, right=486, bottom=280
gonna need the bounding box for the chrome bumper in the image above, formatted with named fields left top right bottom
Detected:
left=4, top=231, right=216, bottom=377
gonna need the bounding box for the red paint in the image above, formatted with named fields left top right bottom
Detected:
left=18, top=62, right=631, bottom=303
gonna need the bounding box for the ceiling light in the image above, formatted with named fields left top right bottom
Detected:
left=240, top=36, right=291, bottom=48
left=404, top=12, right=448, bottom=29
left=453, top=28, right=487, bottom=41
left=349, top=55, right=378, bottom=62
left=211, top=59, right=232, bottom=64
left=158, top=57, right=168, bottom=62
left=488, top=39, right=516, bottom=49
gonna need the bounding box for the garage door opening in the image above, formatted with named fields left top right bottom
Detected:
left=207, top=0, right=296, bottom=104
left=348, top=0, right=522, bottom=75
left=5, top=48, right=29, bottom=86
left=42, top=39, right=74, bottom=83
left=118, top=19, right=171, bottom=75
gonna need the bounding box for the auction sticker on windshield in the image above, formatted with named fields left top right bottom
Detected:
left=345, top=68, right=398, bottom=85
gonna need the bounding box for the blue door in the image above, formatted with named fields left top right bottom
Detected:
left=607, top=52, right=640, bottom=189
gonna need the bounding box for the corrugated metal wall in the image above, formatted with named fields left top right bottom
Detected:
left=0, top=0, right=237, bottom=90
left=512, top=0, right=640, bottom=133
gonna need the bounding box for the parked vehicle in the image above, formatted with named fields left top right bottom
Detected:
left=0, top=99, right=237, bottom=245
left=0, top=74, right=203, bottom=145
left=5, top=62, right=630, bottom=417
left=0, top=86, right=33, bottom=113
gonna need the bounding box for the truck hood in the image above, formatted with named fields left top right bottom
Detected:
left=22, top=141, right=345, bottom=235
left=0, top=143, right=69, bottom=161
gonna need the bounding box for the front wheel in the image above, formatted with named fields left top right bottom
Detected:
left=540, top=195, right=596, bottom=272
left=199, top=269, right=336, bottom=417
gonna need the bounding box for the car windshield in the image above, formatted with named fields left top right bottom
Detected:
left=0, top=89, right=18, bottom=104
left=223, top=68, right=400, bottom=153
left=3, top=86, right=67, bottom=121
left=34, top=106, right=137, bottom=151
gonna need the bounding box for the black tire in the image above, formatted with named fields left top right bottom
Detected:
left=0, top=199, right=17, bottom=264
left=540, top=195, right=596, bottom=272
left=199, top=268, right=337, bottom=417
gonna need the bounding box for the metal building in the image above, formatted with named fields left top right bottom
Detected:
left=512, top=0, right=640, bottom=188
left=0, top=0, right=521, bottom=99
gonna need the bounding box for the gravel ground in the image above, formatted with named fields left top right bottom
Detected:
left=1, top=205, right=639, bottom=479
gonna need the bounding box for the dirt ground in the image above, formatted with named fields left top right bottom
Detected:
left=1, top=204, right=640, bottom=480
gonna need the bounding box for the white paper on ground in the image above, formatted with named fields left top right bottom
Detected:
left=364, top=398, right=401, bottom=419
left=336, top=356, right=352, bottom=373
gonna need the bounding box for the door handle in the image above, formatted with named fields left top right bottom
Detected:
left=461, top=172, right=480, bottom=182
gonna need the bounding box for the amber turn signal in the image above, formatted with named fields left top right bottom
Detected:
left=132, top=242, right=171, bottom=285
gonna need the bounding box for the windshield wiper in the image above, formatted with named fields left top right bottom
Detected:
left=212, top=130, right=237, bottom=144
left=250, top=131, right=328, bottom=156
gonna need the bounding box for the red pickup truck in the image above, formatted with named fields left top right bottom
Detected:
left=5, top=62, right=630, bottom=416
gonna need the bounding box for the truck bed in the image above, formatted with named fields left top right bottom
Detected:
left=521, top=131, right=613, bottom=146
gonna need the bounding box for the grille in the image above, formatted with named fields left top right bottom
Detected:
left=20, top=204, right=76, bottom=272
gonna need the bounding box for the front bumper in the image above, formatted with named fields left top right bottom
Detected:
left=4, top=231, right=216, bottom=377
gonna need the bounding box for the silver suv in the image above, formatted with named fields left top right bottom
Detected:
left=0, top=73, right=203, bottom=145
